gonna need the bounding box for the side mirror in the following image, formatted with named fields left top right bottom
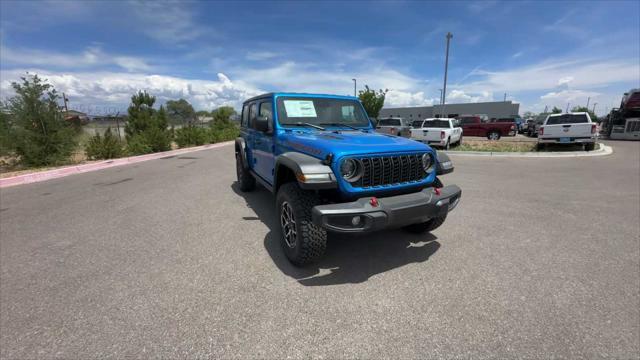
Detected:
left=436, top=152, right=454, bottom=175
left=255, top=116, right=270, bottom=132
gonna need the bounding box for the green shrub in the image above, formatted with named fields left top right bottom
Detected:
left=85, top=128, right=124, bottom=160
left=126, top=134, right=153, bottom=155
left=208, top=126, right=239, bottom=143
left=6, top=75, right=77, bottom=166
left=175, top=126, right=208, bottom=147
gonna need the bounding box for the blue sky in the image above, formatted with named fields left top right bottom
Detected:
left=1, top=0, right=638, bottom=116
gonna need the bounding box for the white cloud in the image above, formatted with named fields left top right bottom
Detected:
left=0, top=45, right=151, bottom=72
left=127, top=0, right=210, bottom=44
left=461, top=58, right=639, bottom=93
left=540, top=89, right=600, bottom=102
left=0, top=69, right=262, bottom=112
left=245, top=51, right=278, bottom=61
left=511, top=51, right=523, bottom=59
left=447, top=89, right=493, bottom=103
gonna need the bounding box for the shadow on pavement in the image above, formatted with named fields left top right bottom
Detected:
left=231, top=182, right=440, bottom=286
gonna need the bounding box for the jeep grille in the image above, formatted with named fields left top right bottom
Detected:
left=352, top=154, right=427, bottom=188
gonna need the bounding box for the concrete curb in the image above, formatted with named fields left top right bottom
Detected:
left=0, top=141, right=234, bottom=188
left=444, top=144, right=613, bottom=158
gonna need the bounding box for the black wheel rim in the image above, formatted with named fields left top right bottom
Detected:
left=280, top=201, right=297, bottom=248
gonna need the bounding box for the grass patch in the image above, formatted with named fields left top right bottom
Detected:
left=450, top=141, right=536, bottom=152
left=449, top=140, right=600, bottom=152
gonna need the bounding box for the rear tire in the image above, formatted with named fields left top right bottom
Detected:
left=404, top=214, right=447, bottom=234
left=276, top=183, right=327, bottom=266
left=236, top=152, right=256, bottom=192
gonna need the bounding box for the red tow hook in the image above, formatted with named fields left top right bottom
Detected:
left=369, top=197, right=379, bottom=207
left=434, top=187, right=441, bottom=196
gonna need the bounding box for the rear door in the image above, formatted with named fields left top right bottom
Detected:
left=542, top=114, right=593, bottom=139
left=252, top=100, right=275, bottom=182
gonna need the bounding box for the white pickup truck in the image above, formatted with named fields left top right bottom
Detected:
left=537, top=112, right=597, bottom=151
left=410, top=118, right=462, bottom=150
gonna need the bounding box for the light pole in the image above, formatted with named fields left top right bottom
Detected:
left=504, top=93, right=507, bottom=102
left=352, top=78, right=357, bottom=97
left=592, top=102, right=597, bottom=114
left=442, top=32, right=453, bottom=107
left=437, top=89, right=443, bottom=118
left=586, top=97, right=590, bottom=110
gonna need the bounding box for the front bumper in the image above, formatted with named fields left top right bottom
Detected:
left=311, top=184, right=462, bottom=233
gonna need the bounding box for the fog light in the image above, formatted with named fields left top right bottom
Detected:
left=351, top=216, right=361, bottom=226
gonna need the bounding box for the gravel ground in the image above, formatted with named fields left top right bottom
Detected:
left=1, top=140, right=638, bottom=359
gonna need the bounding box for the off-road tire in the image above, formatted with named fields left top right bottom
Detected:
left=584, top=142, right=596, bottom=151
left=236, top=152, right=256, bottom=192
left=404, top=213, right=448, bottom=234
left=276, top=182, right=327, bottom=266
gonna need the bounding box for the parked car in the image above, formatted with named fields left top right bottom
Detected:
left=236, top=93, right=461, bottom=265
left=410, top=118, right=462, bottom=150
left=537, top=112, right=597, bottom=151
left=527, top=113, right=548, bottom=137
left=457, top=115, right=516, bottom=140
left=375, top=117, right=411, bottom=137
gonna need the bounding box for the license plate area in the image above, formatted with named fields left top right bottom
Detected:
left=559, top=137, right=571, bottom=143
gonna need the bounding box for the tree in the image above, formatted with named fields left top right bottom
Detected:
left=522, top=111, right=536, bottom=119
left=571, top=106, right=599, bottom=122
left=124, top=91, right=171, bottom=154
left=211, top=106, right=236, bottom=125
left=166, top=99, right=196, bottom=126
left=196, top=110, right=210, bottom=117
left=6, top=74, right=76, bottom=166
left=358, top=85, right=388, bottom=119
left=551, top=106, right=563, bottom=114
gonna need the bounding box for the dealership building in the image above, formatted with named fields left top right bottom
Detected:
left=379, top=101, right=520, bottom=120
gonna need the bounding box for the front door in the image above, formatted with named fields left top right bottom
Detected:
left=252, top=100, right=275, bottom=183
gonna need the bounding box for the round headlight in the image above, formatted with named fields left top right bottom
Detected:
left=340, top=158, right=363, bottom=182
left=422, top=153, right=435, bottom=173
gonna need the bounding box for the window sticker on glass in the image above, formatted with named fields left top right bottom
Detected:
left=283, top=100, right=317, bottom=117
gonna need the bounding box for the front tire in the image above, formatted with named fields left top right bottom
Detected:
left=236, top=152, right=256, bottom=192
left=444, top=138, right=450, bottom=150
left=487, top=131, right=501, bottom=140
left=276, top=183, right=327, bottom=266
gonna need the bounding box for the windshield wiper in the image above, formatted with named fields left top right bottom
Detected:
left=289, top=122, right=325, bottom=130
left=319, top=123, right=363, bottom=131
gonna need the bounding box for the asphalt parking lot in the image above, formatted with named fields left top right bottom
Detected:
left=1, top=141, right=638, bottom=358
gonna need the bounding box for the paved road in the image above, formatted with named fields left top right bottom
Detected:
left=1, top=141, right=638, bottom=358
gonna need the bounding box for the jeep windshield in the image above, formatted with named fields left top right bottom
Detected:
left=276, top=97, right=370, bottom=128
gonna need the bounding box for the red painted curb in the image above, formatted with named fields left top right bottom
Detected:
left=0, top=141, right=234, bottom=188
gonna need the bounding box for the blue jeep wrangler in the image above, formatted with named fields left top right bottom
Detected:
left=236, top=93, right=461, bottom=265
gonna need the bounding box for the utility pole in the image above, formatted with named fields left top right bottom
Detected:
left=114, top=112, right=122, bottom=141
left=566, top=102, right=570, bottom=113
left=586, top=97, right=590, bottom=110
left=504, top=93, right=507, bottom=102
left=592, top=103, right=597, bottom=114
left=352, top=78, right=357, bottom=97
left=442, top=32, right=453, bottom=107
left=543, top=105, right=548, bottom=113
left=62, top=93, right=69, bottom=112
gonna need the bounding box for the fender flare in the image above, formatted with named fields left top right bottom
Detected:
left=436, top=151, right=454, bottom=175
left=275, top=152, right=337, bottom=191
left=235, top=137, right=249, bottom=170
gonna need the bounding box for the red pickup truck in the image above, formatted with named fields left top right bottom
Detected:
left=457, top=116, right=516, bottom=140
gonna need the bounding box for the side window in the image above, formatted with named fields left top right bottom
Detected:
left=241, top=104, right=249, bottom=128
left=392, top=119, right=401, bottom=126
left=259, top=101, right=273, bottom=131
left=249, top=102, right=257, bottom=129
left=259, top=101, right=273, bottom=119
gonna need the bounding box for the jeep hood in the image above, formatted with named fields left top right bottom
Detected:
left=279, top=130, right=430, bottom=159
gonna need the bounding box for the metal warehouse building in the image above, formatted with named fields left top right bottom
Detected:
left=379, top=101, right=520, bottom=120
